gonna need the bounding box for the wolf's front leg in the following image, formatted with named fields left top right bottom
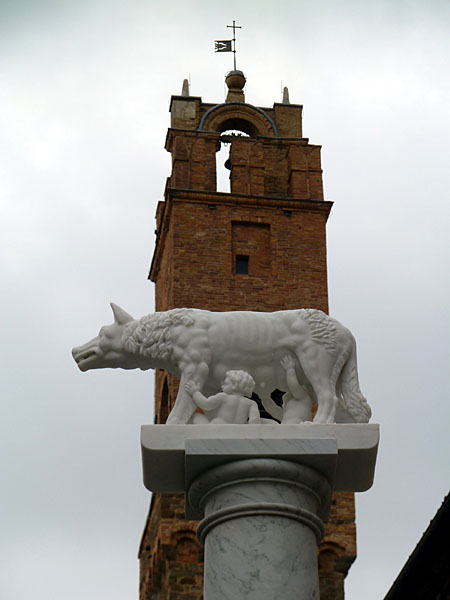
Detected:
left=166, top=360, right=209, bottom=424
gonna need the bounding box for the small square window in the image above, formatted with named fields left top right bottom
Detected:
left=235, top=255, right=249, bottom=275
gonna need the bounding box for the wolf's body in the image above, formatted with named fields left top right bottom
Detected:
left=72, top=304, right=371, bottom=425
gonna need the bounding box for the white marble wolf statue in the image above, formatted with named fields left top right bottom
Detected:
left=72, top=303, right=371, bottom=425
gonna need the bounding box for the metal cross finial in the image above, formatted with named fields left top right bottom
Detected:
left=227, top=20, right=242, bottom=70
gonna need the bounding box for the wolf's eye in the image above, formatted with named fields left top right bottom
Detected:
left=99, top=338, right=111, bottom=352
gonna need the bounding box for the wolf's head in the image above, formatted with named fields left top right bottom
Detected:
left=72, top=303, right=149, bottom=371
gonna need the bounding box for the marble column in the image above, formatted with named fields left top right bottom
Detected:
left=188, top=458, right=331, bottom=600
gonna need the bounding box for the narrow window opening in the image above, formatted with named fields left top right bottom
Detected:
left=235, top=255, right=249, bottom=275
left=232, top=222, right=271, bottom=277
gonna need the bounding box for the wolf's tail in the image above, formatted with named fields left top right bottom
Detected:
left=337, top=339, right=371, bottom=423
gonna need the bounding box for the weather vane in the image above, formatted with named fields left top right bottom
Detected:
left=215, top=20, right=242, bottom=71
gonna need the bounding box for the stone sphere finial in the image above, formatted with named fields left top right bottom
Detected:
left=225, top=70, right=246, bottom=91
left=225, top=70, right=246, bottom=102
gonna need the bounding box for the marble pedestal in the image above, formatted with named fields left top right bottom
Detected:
left=141, top=425, right=379, bottom=600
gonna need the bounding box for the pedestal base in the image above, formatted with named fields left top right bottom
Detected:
left=141, top=424, right=379, bottom=497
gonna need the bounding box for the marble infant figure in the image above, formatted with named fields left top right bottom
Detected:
left=185, top=370, right=260, bottom=425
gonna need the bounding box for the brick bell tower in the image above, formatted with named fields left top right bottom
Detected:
left=139, top=71, right=356, bottom=599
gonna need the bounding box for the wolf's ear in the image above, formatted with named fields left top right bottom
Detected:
left=110, top=303, right=134, bottom=325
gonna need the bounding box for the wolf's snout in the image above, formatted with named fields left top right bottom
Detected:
left=72, top=345, right=97, bottom=370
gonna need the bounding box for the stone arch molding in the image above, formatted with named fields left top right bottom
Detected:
left=198, top=102, right=279, bottom=138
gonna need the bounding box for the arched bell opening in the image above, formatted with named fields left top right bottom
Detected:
left=199, top=102, right=278, bottom=138
left=216, top=129, right=250, bottom=193
left=217, top=117, right=260, bottom=138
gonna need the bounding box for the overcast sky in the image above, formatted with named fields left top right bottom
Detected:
left=1, top=1, right=449, bottom=598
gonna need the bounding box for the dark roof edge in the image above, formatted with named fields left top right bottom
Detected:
left=383, top=494, right=450, bottom=599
